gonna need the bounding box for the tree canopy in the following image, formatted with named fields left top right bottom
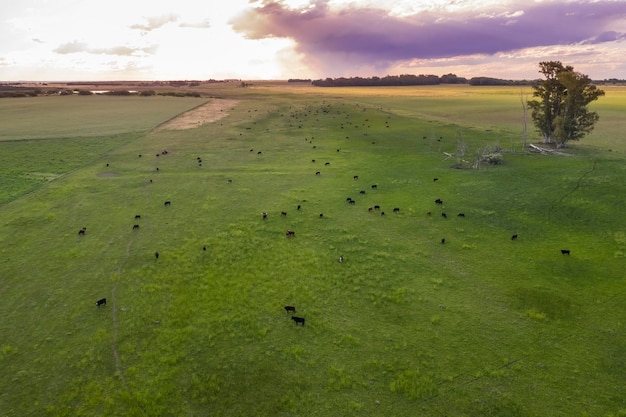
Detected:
left=528, top=61, right=605, bottom=148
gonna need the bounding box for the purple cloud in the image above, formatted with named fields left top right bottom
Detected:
left=230, top=0, right=626, bottom=74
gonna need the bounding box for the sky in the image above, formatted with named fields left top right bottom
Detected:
left=1, top=0, right=625, bottom=81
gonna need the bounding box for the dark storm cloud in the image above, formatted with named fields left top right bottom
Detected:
left=230, top=0, right=626, bottom=68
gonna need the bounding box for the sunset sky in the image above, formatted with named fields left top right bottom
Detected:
left=1, top=0, right=625, bottom=81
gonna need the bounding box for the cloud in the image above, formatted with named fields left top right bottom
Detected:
left=230, top=0, right=626, bottom=75
left=54, top=41, right=89, bottom=54
left=130, top=14, right=179, bottom=31
left=32, top=38, right=44, bottom=44
left=54, top=41, right=157, bottom=56
left=179, top=18, right=211, bottom=29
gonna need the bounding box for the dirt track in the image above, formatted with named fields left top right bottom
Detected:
left=155, top=99, right=239, bottom=131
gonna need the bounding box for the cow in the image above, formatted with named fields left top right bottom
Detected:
left=132, top=224, right=140, bottom=230
left=374, top=205, right=380, bottom=210
left=338, top=255, right=343, bottom=263
left=96, top=298, right=107, bottom=307
left=325, top=162, right=330, bottom=166
left=78, top=227, right=87, bottom=235
left=393, top=208, right=400, bottom=213
left=561, top=249, right=571, bottom=255
left=315, top=171, right=321, bottom=176
left=441, top=212, right=447, bottom=219
left=135, top=215, right=141, bottom=219
left=349, top=200, right=356, bottom=205
left=164, top=201, right=171, bottom=206
left=371, top=184, right=378, bottom=189
left=433, top=178, right=439, bottom=182
left=297, top=205, right=301, bottom=211
left=427, top=211, right=432, bottom=216
left=441, top=238, right=446, bottom=244
left=368, top=207, right=373, bottom=212
left=511, top=234, right=518, bottom=241
left=360, top=190, right=366, bottom=194
left=346, top=197, right=353, bottom=202
left=262, top=212, right=268, bottom=220
left=311, top=159, right=316, bottom=163
left=281, top=211, right=287, bottom=216
left=286, top=230, right=295, bottom=237
left=284, top=306, right=296, bottom=313
left=353, top=175, right=359, bottom=180
left=319, top=213, right=324, bottom=218
left=203, top=245, right=207, bottom=251
left=155, top=251, right=159, bottom=260
left=435, top=199, right=443, bottom=205
left=457, top=213, right=465, bottom=218
left=381, top=211, right=385, bottom=216
left=258, top=151, right=262, bottom=154
left=291, top=316, right=305, bottom=326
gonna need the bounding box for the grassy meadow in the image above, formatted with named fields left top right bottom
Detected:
left=0, top=83, right=624, bottom=417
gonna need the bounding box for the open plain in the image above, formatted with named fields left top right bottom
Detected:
left=0, top=82, right=624, bottom=417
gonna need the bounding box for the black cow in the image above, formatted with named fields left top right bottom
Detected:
left=325, top=162, right=330, bottom=166
left=155, top=251, right=159, bottom=260
left=284, top=306, right=296, bottom=313
left=132, top=224, right=140, bottom=230
left=457, top=213, right=465, bottom=218
left=561, top=249, right=571, bottom=255
left=78, top=227, right=87, bottom=235
left=393, top=208, right=400, bottom=213
left=433, top=178, right=439, bottom=182
left=441, top=238, right=446, bottom=244
left=291, top=316, right=305, bottom=326
left=371, top=184, right=378, bottom=189
left=281, top=211, right=287, bottom=216
left=511, top=234, right=518, bottom=240
left=360, top=190, right=366, bottom=194
left=164, top=201, right=171, bottom=206
left=374, top=205, right=380, bottom=210
left=262, top=212, right=268, bottom=220
left=349, top=200, right=356, bottom=205
left=441, top=212, right=447, bottom=219
left=135, top=215, right=141, bottom=219
left=315, top=171, right=321, bottom=176
left=435, top=199, right=443, bottom=205
left=338, top=255, right=343, bottom=263
left=297, top=205, right=301, bottom=211
left=96, top=298, right=107, bottom=307
left=353, top=175, right=359, bottom=180
left=319, top=213, right=324, bottom=218
left=286, top=230, right=295, bottom=237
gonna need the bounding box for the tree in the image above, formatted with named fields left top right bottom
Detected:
left=528, top=61, right=605, bottom=148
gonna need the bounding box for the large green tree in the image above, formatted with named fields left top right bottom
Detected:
left=528, top=61, right=605, bottom=148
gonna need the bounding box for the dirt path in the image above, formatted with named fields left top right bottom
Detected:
left=154, top=99, right=239, bottom=131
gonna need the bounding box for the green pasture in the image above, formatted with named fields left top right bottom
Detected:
left=0, top=85, right=624, bottom=417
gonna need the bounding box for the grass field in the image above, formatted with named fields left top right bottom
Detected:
left=0, top=84, right=624, bottom=417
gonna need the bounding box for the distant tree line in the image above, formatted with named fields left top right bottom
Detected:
left=312, top=74, right=457, bottom=87
left=310, top=74, right=626, bottom=87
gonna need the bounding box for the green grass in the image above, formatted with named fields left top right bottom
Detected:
left=0, top=85, right=625, bottom=417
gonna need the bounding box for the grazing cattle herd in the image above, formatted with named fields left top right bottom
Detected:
left=87, top=101, right=575, bottom=337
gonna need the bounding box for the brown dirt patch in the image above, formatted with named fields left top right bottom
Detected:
left=155, top=99, right=239, bottom=131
